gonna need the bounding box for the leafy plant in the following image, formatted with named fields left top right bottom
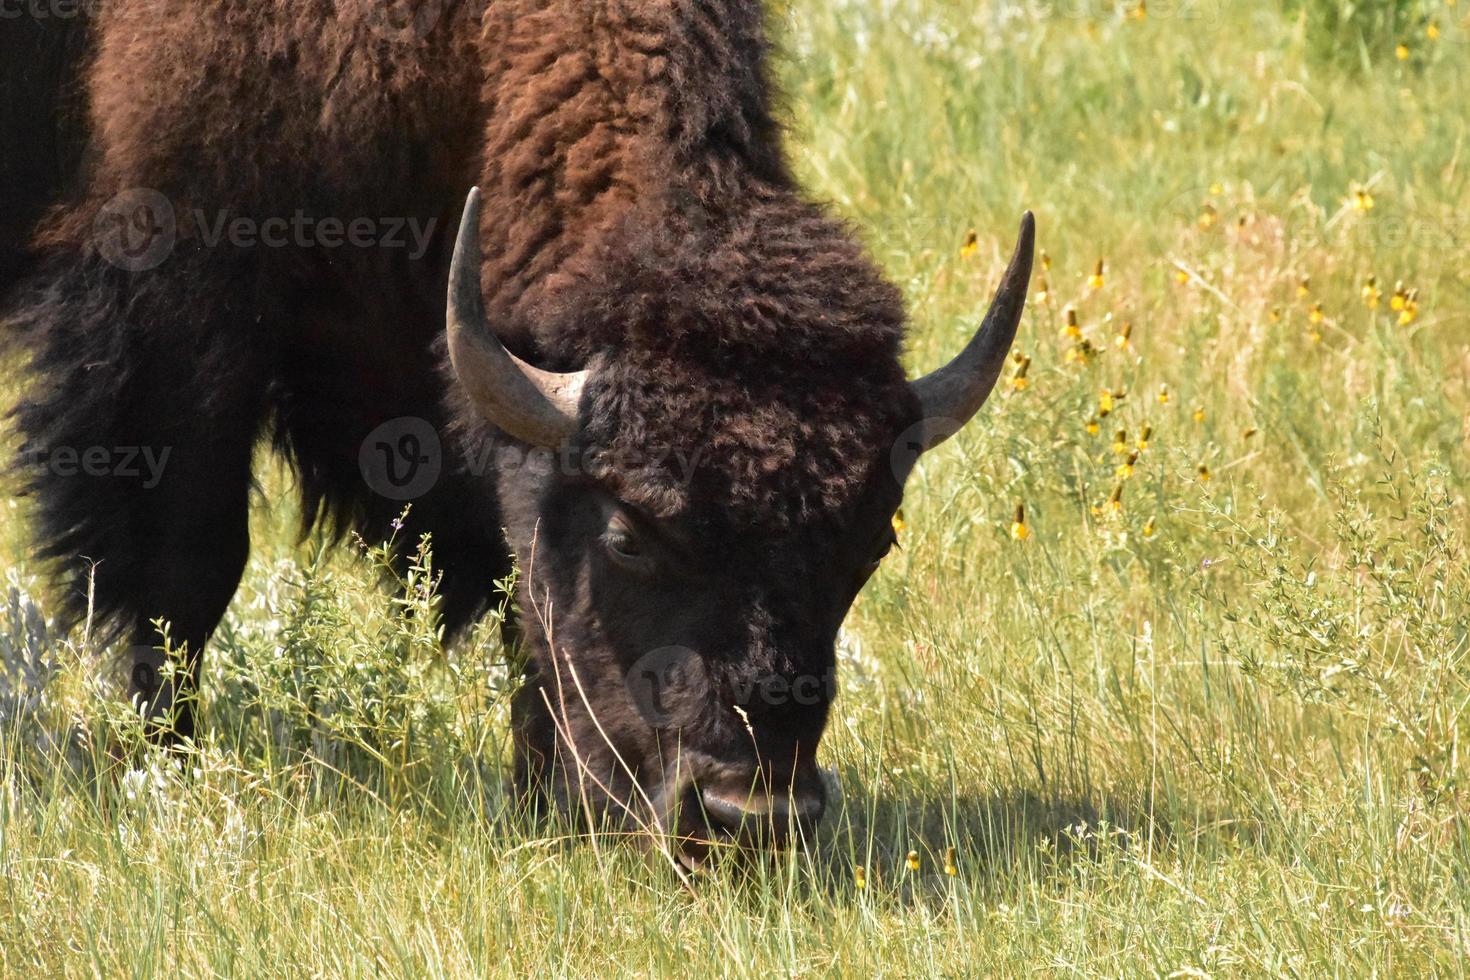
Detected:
left=1284, top=0, right=1437, bottom=69
left=1209, top=425, right=1468, bottom=806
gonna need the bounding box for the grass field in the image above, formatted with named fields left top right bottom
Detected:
left=4, top=1, right=1470, bottom=975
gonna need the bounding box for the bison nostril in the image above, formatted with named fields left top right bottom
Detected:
left=790, top=790, right=826, bottom=829
left=698, top=785, right=826, bottom=838
left=698, top=789, right=752, bottom=834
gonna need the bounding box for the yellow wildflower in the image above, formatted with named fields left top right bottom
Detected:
left=1130, top=0, right=1146, bottom=20
left=1085, top=416, right=1101, bottom=436
left=1099, top=388, right=1115, bottom=414
left=1088, top=259, right=1105, bottom=290
left=1143, top=516, right=1156, bottom=538
left=1011, top=354, right=1032, bottom=390
left=1065, top=339, right=1098, bottom=365
left=1351, top=188, right=1375, bottom=213
left=1063, top=307, right=1081, bottom=339
left=891, top=509, right=906, bottom=535
left=1362, top=275, right=1381, bottom=310
left=855, top=865, right=867, bottom=889
left=960, top=230, right=979, bottom=259
left=1193, top=405, right=1206, bottom=423
left=1041, top=250, right=1052, bottom=273
left=1116, top=450, right=1139, bottom=479
left=1398, top=289, right=1420, bottom=326
left=1390, top=282, right=1408, bottom=312
left=944, top=848, right=958, bottom=877
left=1198, top=203, right=1218, bottom=230
left=1115, top=321, right=1132, bottom=348
left=1106, top=483, right=1124, bottom=514
left=1308, top=302, right=1325, bottom=325
left=1198, top=463, right=1211, bottom=482
left=1174, top=268, right=1190, bottom=285
left=1269, top=307, right=1283, bottom=324
left=1157, top=383, right=1170, bottom=405
left=1297, top=276, right=1311, bottom=298
left=1427, top=21, right=1441, bottom=41
left=907, top=850, right=920, bottom=872
left=1138, top=424, right=1152, bottom=450
left=1010, top=504, right=1030, bottom=541
left=1036, top=276, right=1051, bottom=305
left=1112, top=429, right=1129, bottom=454
left=1396, top=43, right=1410, bottom=60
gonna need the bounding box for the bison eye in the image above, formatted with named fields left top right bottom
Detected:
left=603, top=524, right=649, bottom=568
left=600, top=507, right=659, bottom=573
left=866, top=532, right=897, bottom=573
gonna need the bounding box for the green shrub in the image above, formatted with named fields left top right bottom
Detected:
left=1208, top=426, right=1469, bottom=807
left=1285, top=0, right=1437, bottom=69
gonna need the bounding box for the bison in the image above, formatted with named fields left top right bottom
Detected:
left=2, top=0, right=1031, bottom=868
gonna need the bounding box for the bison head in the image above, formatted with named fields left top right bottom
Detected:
left=446, top=189, right=1033, bottom=870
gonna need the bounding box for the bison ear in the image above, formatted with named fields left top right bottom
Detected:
left=908, top=212, right=1035, bottom=453
left=447, top=187, right=587, bottom=447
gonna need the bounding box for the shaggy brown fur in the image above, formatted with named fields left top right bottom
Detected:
left=469, top=1, right=915, bottom=530
left=5, top=0, right=938, bottom=859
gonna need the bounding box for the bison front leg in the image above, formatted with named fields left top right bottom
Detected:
left=11, top=242, right=276, bottom=742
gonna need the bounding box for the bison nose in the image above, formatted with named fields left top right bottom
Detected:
left=698, top=778, right=827, bottom=843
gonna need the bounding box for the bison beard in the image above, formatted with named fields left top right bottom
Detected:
left=1, top=0, right=1030, bottom=868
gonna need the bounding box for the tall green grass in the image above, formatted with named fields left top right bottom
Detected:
left=3, top=1, right=1469, bottom=974
left=1284, top=0, right=1449, bottom=69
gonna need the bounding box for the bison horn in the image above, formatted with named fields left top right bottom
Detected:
left=447, top=187, right=586, bottom=447
left=909, top=212, right=1035, bottom=452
